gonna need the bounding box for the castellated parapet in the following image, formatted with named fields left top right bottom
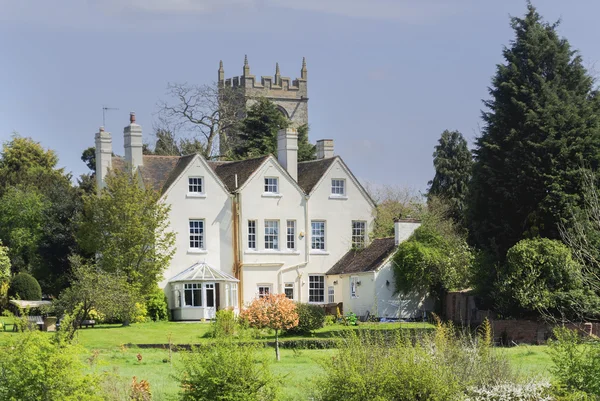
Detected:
left=218, top=56, right=308, bottom=128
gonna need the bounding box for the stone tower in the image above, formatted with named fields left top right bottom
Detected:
left=218, top=56, right=308, bottom=127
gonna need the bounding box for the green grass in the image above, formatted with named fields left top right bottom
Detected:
left=503, top=345, right=553, bottom=377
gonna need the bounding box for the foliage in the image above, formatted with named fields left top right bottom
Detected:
left=179, top=339, right=279, bottom=401
left=235, top=98, right=315, bottom=161
left=0, top=240, right=11, bottom=283
left=464, top=381, right=553, bottom=401
left=8, top=272, right=42, bottom=300
left=81, top=146, right=96, bottom=172
left=548, top=327, right=600, bottom=397
left=130, top=376, right=152, bottom=401
left=285, top=303, right=325, bottom=335
left=78, top=169, right=176, bottom=296
left=498, top=238, right=599, bottom=319
left=366, top=184, right=425, bottom=238
left=240, top=293, right=299, bottom=360
left=468, top=4, right=600, bottom=262
left=209, top=309, right=237, bottom=338
left=0, top=329, right=103, bottom=400
left=427, top=129, right=472, bottom=224
left=146, top=285, right=168, bottom=322
left=392, top=198, right=473, bottom=298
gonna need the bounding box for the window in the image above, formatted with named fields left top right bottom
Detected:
left=189, top=219, right=205, bottom=250
left=184, top=283, right=202, bottom=307
left=248, top=220, right=257, bottom=250
left=286, top=220, right=296, bottom=250
left=350, top=276, right=359, bottom=298
left=205, top=283, right=215, bottom=307
left=231, top=283, right=238, bottom=307
left=265, top=220, right=279, bottom=250
left=328, top=286, right=334, bottom=303
left=264, top=177, right=279, bottom=193
left=331, top=179, right=345, bottom=196
left=311, top=221, right=326, bottom=250
left=188, top=177, right=203, bottom=194
left=352, top=221, right=367, bottom=248
left=257, top=285, right=272, bottom=299
left=309, top=275, right=325, bottom=303
left=174, top=290, right=181, bottom=308
left=284, top=283, right=294, bottom=300
left=225, top=283, right=238, bottom=308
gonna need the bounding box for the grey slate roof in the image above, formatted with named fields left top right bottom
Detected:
left=297, top=157, right=336, bottom=194
left=326, top=237, right=397, bottom=275
left=112, top=155, right=191, bottom=193
left=207, top=156, right=270, bottom=192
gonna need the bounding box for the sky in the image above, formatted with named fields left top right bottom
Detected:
left=1, top=0, right=599, bottom=193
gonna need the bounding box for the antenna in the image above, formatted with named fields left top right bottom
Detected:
left=102, top=105, right=119, bottom=127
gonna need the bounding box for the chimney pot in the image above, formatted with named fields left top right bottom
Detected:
left=130, top=112, right=136, bottom=124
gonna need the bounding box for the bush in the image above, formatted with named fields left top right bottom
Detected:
left=146, top=286, right=168, bottom=322
left=464, top=381, right=553, bottom=401
left=8, top=272, right=42, bottom=300
left=179, top=339, right=279, bottom=401
left=286, top=303, right=325, bottom=335
left=209, top=309, right=237, bottom=338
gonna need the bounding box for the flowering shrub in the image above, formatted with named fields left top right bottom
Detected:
left=240, top=293, right=299, bottom=360
left=464, top=381, right=553, bottom=401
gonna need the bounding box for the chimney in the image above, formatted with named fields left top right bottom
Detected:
left=94, top=126, right=112, bottom=193
left=124, top=112, right=143, bottom=170
left=277, top=128, right=298, bottom=181
left=394, top=219, right=421, bottom=245
left=316, top=139, right=334, bottom=159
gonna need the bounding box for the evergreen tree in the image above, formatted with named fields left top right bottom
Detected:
left=235, top=98, right=315, bottom=161
left=469, top=3, right=600, bottom=261
left=427, top=130, right=472, bottom=223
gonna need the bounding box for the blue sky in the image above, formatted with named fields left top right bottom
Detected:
left=0, top=1, right=598, bottom=193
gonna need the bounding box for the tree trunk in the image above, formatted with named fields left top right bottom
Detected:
left=275, top=329, right=280, bottom=361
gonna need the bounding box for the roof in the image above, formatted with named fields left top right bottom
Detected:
left=168, top=262, right=239, bottom=283
left=297, top=157, right=336, bottom=193
left=112, top=155, right=189, bottom=193
left=326, top=237, right=397, bottom=275
left=207, top=156, right=269, bottom=192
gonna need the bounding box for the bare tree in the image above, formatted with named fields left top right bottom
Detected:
left=157, top=82, right=244, bottom=159
left=365, top=183, right=425, bottom=238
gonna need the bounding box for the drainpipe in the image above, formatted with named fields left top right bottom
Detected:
left=278, top=262, right=307, bottom=301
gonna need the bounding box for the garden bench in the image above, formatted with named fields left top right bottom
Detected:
left=27, top=315, right=44, bottom=331
left=78, top=319, right=96, bottom=328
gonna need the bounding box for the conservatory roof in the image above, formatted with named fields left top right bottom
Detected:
left=168, top=262, right=239, bottom=283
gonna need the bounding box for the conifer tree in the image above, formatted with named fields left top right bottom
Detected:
left=469, top=3, right=600, bottom=261
left=427, top=130, right=472, bottom=223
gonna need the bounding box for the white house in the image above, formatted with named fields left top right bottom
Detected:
left=94, top=112, right=428, bottom=320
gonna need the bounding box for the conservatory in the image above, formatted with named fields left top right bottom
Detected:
left=168, top=262, right=239, bottom=321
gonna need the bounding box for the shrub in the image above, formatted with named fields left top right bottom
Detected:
left=179, top=340, right=279, bottom=401
left=548, top=327, right=600, bottom=397
left=8, top=272, right=42, bottom=300
left=209, top=309, right=236, bottom=338
left=146, top=286, right=168, bottom=321
left=324, top=315, right=336, bottom=326
left=286, top=303, right=325, bottom=334
left=464, top=381, right=553, bottom=401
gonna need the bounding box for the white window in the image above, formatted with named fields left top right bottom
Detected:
left=328, top=286, right=335, bottom=303
left=225, top=283, right=238, bottom=308
left=311, top=221, right=326, bottom=250
left=286, top=220, right=296, bottom=250
left=189, top=219, right=205, bottom=250
left=352, top=221, right=367, bottom=248
left=264, top=177, right=279, bottom=193
left=248, top=220, right=257, bottom=250
left=205, top=283, right=215, bottom=308
left=188, top=177, right=204, bottom=194
left=184, top=283, right=202, bottom=307
left=284, top=282, right=294, bottom=300
left=174, top=290, right=181, bottom=308
left=331, top=179, right=345, bottom=196
left=309, top=275, right=325, bottom=303
left=231, top=283, right=238, bottom=307
left=350, top=276, right=359, bottom=298
left=265, top=220, right=279, bottom=250
left=257, top=284, right=272, bottom=299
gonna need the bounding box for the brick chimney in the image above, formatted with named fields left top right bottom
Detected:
left=124, top=112, right=143, bottom=170
left=277, top=128, right=298, bottom=181
left=316, top=139, right=334, bottom=159
left=94, top=126, right=112, bottom=193
left=394, top=219, right=421, bottom=245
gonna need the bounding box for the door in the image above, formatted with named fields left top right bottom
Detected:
left=205, top=283, right=216, bottom=319
left=215, top=283, right=221, bottom=310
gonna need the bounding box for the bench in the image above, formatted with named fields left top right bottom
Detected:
left=78, top=319, right=96, bottom=329
left=27, top=315, right=44, bottom=331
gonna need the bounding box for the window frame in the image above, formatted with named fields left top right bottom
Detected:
left=311, top=220, right=326, bottom=251
left=286, top=220, right=296, bottom=250
left=187, top=176, right=204, bottom=195
left=264, top=220, right=280, bottom=250
left=189, top=219, right=205, bottom=250
left=328, top=286, right=335, bottom=304
left=350, top=276, right=359, bottom=299
left=331, top=179, right=346, bottom=196
left=257, top=284, right=272, bottom=299
left=183, top=283, right=202, bottom=307
left=247, top=220, right=257, bottom=250
left=264, top=177, right=279, bottom=194
left=308, top=275, right=325, bottom=303
left=351, top=220, right=367, bottom=249
left=284, top=282, right=294, bottom=300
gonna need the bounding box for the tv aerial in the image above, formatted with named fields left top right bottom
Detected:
left=102, top=105, right=119, bottom=128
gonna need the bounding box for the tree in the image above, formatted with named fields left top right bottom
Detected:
left=366, top=184, right=424, bottom=238
left=8, top=272, right=42, bottom=300
left=469, top=4, right=600, bottom=262
left=81, top=147, right=96, bottom=172
left=236, top=98, right=316, bottom=161
left=427, top=130, right=472, bottom=223
left=240, top=293, right=299, bottom=361
left=158, top=82, right=244, bottom=159
left=392, top=198, right=473, bottom=307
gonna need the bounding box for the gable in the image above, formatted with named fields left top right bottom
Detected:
left=160, top=154, right=230, bottom=200
left=236, top=155, right=306, bottom=195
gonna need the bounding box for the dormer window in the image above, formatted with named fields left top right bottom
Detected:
left=264, top=177, right=279, bottom=194
left=331, top=179, right=345, bottom=196
left=188, top=177, right=204, bottom=195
